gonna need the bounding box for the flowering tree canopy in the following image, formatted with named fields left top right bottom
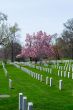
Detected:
left=20, top=31, right=54, bottom=60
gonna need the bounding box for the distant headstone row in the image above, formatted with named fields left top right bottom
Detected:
left=2, top=62, right=8, bottom=77
left=13, top=63, right=63, bottom=91
left=19, top=62, right=53, bottom=74
left=2, top=62, right=13, bottom=89
left=57, top=70, right=73, bottom=79
left=16, top=61, right=73, bottom=79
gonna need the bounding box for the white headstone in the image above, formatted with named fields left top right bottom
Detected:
left=72, top=68, right=73, bottom=72
left=50, top=77, right=52, bottom=87
left=9, top=79, right=12, bottom=89
left=38, top=74, right=40, bottom=80
left=23, top=96, right=27, bottom=110
left=64, top=71, right=66, bottom=77
left=19, top=93, right=23, bottom=110
left=50, top=69, right=52, bottom=74
left=58, top=70, right=60, bottom=76
left=68, top=72, right=70, bottom=78
left=28, top=102, right=33, bottom=110
left=59, top=80, right=62, bottom=90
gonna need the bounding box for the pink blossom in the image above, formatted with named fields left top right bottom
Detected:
left=21, top=31, right=54, bottom=59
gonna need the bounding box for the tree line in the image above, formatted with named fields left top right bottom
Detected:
left=0, top=12, right=73, bottom=62
left=0, top=12, right=21, bottom=62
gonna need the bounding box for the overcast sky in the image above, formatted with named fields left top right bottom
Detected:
left=0, top=0, right=73, bottom=44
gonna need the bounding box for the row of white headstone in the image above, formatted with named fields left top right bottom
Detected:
left=2, top=62, right=8, bottom=77
left=52, top=62, right=73, bottom=71
left=2, top=62, right=13, bottom=89
left=17, top=62, right=53, bottom=74
left=2, top=62, right=63, bottom=91
left=56, top=66, right=73, bottom=72
left=37, top=63, right=72, bottom=74
left=57, top=70, right=73, bottom=79
left=2, top=62, right=33, bottom=110
left=19, top=93, right=33, bottom=110
left=30, top=62, right=73, bottom=79
left=13, top=63, right=63, bottom=91
left=56, top=65, right=72, bottom=71
left=30, top=60, right=73, bottom=72
left=45, top=77, right=63, bottom=90
left=17, top=62, right=73, bottom=80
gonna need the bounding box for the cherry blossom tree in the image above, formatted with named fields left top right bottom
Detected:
left=20, top=31, right=54, bottom=62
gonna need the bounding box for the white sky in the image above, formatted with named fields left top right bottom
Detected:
left=0, top=0, right=73, bottom=44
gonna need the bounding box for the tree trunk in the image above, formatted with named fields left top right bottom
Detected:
left=11, top=40, right=14, bottom=62
left=72, top=47, right=73, bottom=59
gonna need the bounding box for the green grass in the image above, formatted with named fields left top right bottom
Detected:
left=0, top=64, right=9, bottom=94
left=0, top=63, right=73, bottom=110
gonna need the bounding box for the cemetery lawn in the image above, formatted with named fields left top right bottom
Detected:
left=0, top=64, right=73, bottom=110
